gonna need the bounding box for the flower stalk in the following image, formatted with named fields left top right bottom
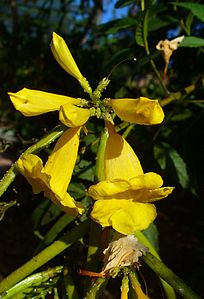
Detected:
left=142, top=253, right=202, bottom=299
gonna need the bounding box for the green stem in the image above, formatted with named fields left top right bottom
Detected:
left=86, top=129, right=109, bottom=273
left=0, top=220, right=89, bottom=293
left=35, top=213, right=76, bottom=253
left=86, top=221, right=102, bottom=271
left=94, top=128, right=109, bottom=182
left=142, top=9, right=169, bottom=96
left=84, top=277, right=109, bottom=299
left=122, top=124, right=134, bottom=139
left=135, top=231, right=176, bottom=299
left=0, top=125, right=66, bottom=199
left=143, top=253, right=202, bottom=299
left=63, top=270, right=79, bottom=299
left=0, top=266, right=63, bottom=299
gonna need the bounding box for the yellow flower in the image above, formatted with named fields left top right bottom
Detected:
left=50, top=32, right=83, bottom=81
left=8, top=88, right=91, bottom=127
left=89, top=121, right=174, bottom=235
left=105, top=97, right=164, bottom=125
left=8, top=32, right=165, bottom=128
left=17, top=127, right=84, bottom=216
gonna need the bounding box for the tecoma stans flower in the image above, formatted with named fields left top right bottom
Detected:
left=88, top=121, right=174, bottom=235
left=104, top=97, right=164, bottom=125
left=8, top=32, right=165, bottom=128
left=16, top=127, right=84, bottom=216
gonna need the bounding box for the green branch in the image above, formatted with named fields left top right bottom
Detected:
left=84, top=277, right=109, bottom=299
left=143, top=253, right=202, bottom=299
left=0, top=219, right=89, bottom=293
left=0, top=266, right=63, bottom=299
left=142, top=7, right=169, bottom=96
left=0, top=125, right=66, bottom=199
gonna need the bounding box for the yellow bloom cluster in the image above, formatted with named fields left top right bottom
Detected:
left=8, top=32, right=173, bottom=234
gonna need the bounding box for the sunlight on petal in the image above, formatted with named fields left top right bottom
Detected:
left=91, top=200, right=156, bottom=235
left=8, top=88, right=81, bottom=116
left=59, top=103, right=91, bottom=127
left=51, top=32, right=83, bottom=81
left=43, top=127, right=81, bottom=197
left=17, top=154, right=49, bottom=194
left=105, top=121, right=143, bottom=180
left=107, top=97, right=164, bottom=125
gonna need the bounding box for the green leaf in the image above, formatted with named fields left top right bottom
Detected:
left=148, top=15, right=177, bottom=32
left=32, top=199, right=62, bottom=229
left=171, top=2, right=204, bottom=22
left=97, top=17, right=138, bottom=34
left=155, top=142, right=190, bottom=189
left=68, top=182, right=86, bottom=199
left=0, top=200, right=16, bottom=221
left=142, top=223, right=159, bottom=252
left=154, top=144, right=166, bottom=170
left=180, top=36, right=204, bottom=47
left=115, top=0, right=135, bottom=8
left=168, top=147, right=190, bottom=189
left=74, top=159, right=95, bottom=182
left=185, top=12, right=194, bottom=35
left=135, top=16, right=144, bottom=47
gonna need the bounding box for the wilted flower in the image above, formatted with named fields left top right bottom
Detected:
left=102, top=233, right=148, bottom=273
left=156, top=35, right=184, bottom=79
left=89, top=121, right=174, bottom=235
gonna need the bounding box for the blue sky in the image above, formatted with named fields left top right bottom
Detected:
left=99, top=0, right=129, bottom=24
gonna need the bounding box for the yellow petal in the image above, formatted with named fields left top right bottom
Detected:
left=91, top=199, right=156, bottom=235
left=107, top=97, right=164, bottom=125
left=43, top=127, right=81, bottom=197
left=88, top=171, right=174, bottom=203
left=88, top=172, right=163, bottom=200
left=51, top=32, right=83, bottom=81
left=105, top=121, right=143, bottom=180
left=132, top=283, right=150, bottom=299
left=16, top=154, right=49, bottom=194
left=16, top=131, right=84, bottom=216
left=50, top=192, right=84, bottom=216
left=8, top=88, right=81, bottom=116
left=59, top=103, right=91, bottom=127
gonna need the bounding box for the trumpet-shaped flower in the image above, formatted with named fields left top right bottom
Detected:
left=89, top=122, right=174, bottom=235
left=17, top=127, right=84, bottom=216
left=50, top=32, right=83, bottom=81
left=105, top=97, right=164, bottom=125
left=8, top=88, right=91, bottom=127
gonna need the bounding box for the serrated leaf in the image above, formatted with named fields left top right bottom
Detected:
left=168, top=147, right=190, bottom=189
left=171, top=2, right=204, bottom=22
left=135, top=21, right=144, bottom=47
left=180, top=36, right=204, bottom=47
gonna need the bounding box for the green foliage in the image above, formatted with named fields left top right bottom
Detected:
left=171, top=2, right=204, bottom=22
left=180, top=36, right=204, bottom=47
